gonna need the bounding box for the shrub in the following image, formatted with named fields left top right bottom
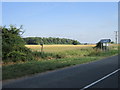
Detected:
left=32, top=51, right=54, bottom=59
left=1, top=25, right=34, bottom=63
left=55, top=54, right=66, bottom=59
left=6, top=51, right=26, bottom=62
left=32, top=51, right=66, bottom=60
left=88, top=49, right=102, bottom=56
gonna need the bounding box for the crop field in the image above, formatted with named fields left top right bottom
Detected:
left=25, top=44, right=118, bottom=59
left=25, top=44, right=96, bottom=53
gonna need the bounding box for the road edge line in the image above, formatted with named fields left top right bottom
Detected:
left=81, top=68, right=120, bottom=90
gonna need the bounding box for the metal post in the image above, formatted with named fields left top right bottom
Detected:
left=101, top=43, right=102, bottom=51
left=115, top=31, right=118, bottom=44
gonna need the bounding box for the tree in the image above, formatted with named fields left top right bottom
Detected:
left=111, top=41, right=114, bottom=44
left=72, top=40, right=80, bottom=45
left=2, top=25, right=33, bottom=62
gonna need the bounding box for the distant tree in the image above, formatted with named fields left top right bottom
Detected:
left=72, top=40, right=80, bottom=45
left=111, top=41, right=114, bottom=44
left=23, top=37, right=81, bottom=45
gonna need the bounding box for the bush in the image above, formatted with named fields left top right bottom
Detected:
left=55, top=54, right=66, bottom=59
left=2, top=25, right=34, bottom=63
left=4, top=50, right=34, bottom=62
left=13, top=46, right=32, bottom=54
left=88, top=49, right=102, bottom=56
left=33, top=52, right=54, bottom=59
left=32, top=51, right=66, bottom=60
left=88, top=48, right=118, bottom=57
left=6, top=51, right=26, bottom=62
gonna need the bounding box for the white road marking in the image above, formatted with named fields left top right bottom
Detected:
left=81, top=68, right=120, bottom=90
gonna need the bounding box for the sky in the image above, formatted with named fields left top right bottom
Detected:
left=2, top=2, right=118, bottom=43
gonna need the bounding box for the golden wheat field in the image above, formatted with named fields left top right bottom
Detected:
left=25, top=44, right=96, bottom=53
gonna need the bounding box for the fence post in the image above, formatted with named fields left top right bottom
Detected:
left=40, top=43, right=43, bottom=53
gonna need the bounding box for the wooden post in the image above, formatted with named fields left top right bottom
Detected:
left=105, top=43, right=107, bottom=51
left=101, top=43, right=103, bottom=51
left=40, top=43, right=43, bottom=53
left=103, top=43, right=106, bottom=51
left=41, top=45, right=43, bottom=52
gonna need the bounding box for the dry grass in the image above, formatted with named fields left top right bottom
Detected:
left=25, top=44, right=96, bottom=53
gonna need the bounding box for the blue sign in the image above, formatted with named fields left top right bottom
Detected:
left=100, top=39, right=111, bottom=43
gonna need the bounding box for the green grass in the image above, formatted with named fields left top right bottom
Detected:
left=3, top=45, right=119, bottom=80
left=3, top=56, right=101, bottom=80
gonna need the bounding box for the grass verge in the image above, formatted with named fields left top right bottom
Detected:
left=3, top=56, right=101, bottom=80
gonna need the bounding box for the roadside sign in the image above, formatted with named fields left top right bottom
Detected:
left=96, top=39, right=111, bottom=51
left=100, top=39, right=111, bottom=43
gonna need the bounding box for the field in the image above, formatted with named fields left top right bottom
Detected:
left=25, top=44, right=118, bottom=58
left=3, top=44, right=119, bottom=80
left=25, top=44, right=96, bottom=53
left=25, top=44, right=97, bottom=59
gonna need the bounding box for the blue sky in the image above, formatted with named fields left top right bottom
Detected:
left=2, top=2, right=118, bottom=43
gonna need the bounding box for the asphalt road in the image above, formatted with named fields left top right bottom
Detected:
left=3, top=55, right=119, bottom=89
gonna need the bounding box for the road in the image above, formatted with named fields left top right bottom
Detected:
left=3, top=55, right=119, bottom=89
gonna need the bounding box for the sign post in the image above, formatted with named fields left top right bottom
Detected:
left=40, top=43, right=43, bottom=53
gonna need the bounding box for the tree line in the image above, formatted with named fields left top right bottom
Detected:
left=23, top=37, right=81, bottom=45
